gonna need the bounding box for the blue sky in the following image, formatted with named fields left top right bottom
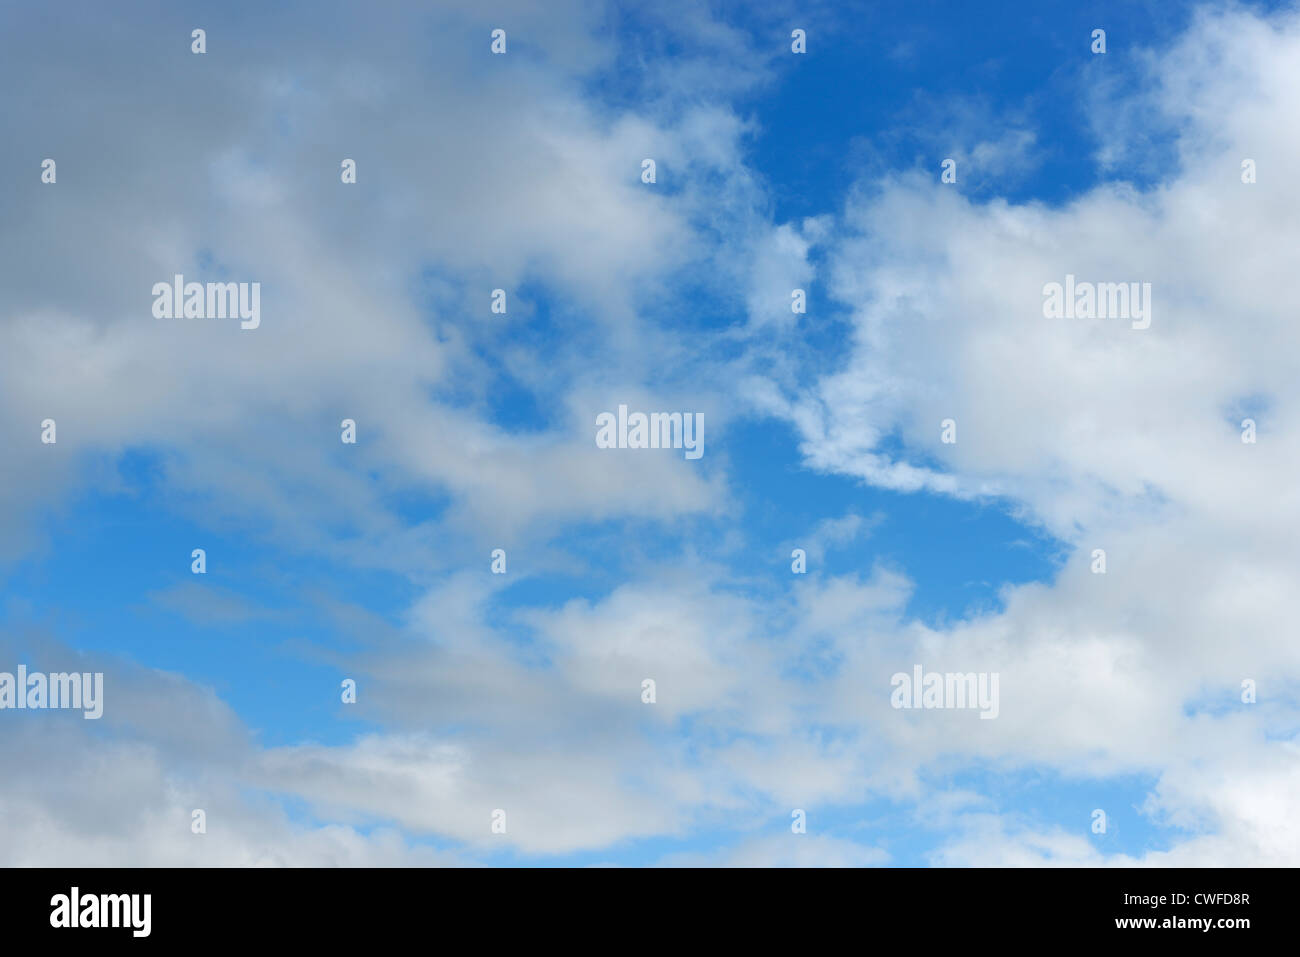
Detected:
left=1, top=0, right=1298, bottom=866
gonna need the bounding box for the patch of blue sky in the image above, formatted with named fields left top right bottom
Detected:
left=1, top=448, right=408, bottom=747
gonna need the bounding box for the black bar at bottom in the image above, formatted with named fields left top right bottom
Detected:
left=0, top=866, right=1276, bottom=943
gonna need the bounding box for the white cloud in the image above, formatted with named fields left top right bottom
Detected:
left=4, top=1, right=1300, bottom=868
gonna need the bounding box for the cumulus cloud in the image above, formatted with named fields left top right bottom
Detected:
left=0, top=0, right=766, bottom=567
left=3, top=1, right=1298, bottom=868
